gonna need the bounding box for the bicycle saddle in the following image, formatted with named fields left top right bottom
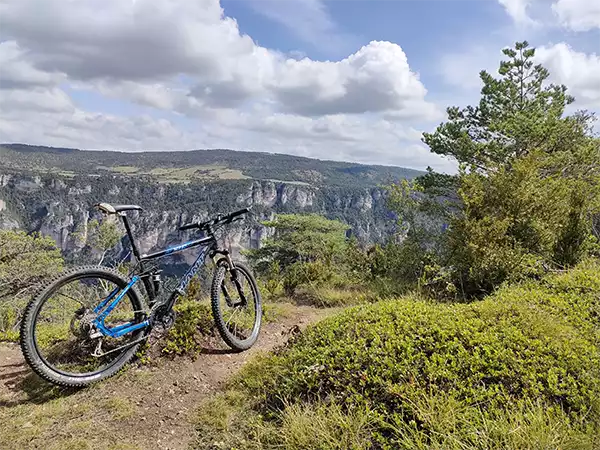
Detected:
left=95, top=203, right=143, bottom=214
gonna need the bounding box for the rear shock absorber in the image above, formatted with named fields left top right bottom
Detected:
left=151, top=270, right=163, bottom=296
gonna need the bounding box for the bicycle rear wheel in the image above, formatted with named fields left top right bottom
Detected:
left=210, top=260, right=262, bottom=351
left=20, top=266, right=147, bottom=387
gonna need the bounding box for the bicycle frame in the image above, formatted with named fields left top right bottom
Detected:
left=92, top=218, right=218, bottom=339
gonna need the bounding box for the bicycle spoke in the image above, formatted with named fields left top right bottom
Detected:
left=32, top=274, right=140, bottom=375
left=58, top=291, right=91, bottom=307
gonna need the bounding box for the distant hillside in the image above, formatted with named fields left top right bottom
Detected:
left=0, top=144, right=424, bottom=188
left=0, top=143, right=422, bottom=267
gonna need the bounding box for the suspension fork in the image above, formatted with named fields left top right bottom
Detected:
left=210, top=249, right=247, bottom=307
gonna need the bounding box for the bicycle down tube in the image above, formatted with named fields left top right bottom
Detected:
left=92, top=237, right=215, bottom=338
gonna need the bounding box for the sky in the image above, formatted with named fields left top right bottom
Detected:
left=0, top=0, right=598, bottom=173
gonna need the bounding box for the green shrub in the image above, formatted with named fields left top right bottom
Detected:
left=291, top=286, right=375, bottom=309
left=493, top=259, right=600, bottom=343
left=441, top=152, right=600, bottom=297
left=247, top=214, right=351, bottom=297
left=162, top=299, right=214, bottom=357
left=162, top=288, right=287, bottom=358
left=257, top=261, right=284, bottom=300
left=346, top=240, right=435, bottom=298
left=0, top=230, right=63, bottom=337
left=282, top=261, right=334, bottom=296
left=227, top=266, right=600, bottom=448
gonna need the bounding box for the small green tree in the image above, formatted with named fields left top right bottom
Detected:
left=246, top=214, right=349, bottom=296
left=423, top=41, right=589, bottom=172
left=73, top=217, right=122, bottom=265
left=0, top=230, right=64, bottom=335
left=89, top=218, right=121, bottom=264
left=388, top=41, right=600, bottom=298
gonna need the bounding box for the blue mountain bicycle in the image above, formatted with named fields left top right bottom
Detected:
left=19, top=203, right=262, bottom=387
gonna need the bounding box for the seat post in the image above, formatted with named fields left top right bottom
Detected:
left=120, top=213, right=142, bottom=262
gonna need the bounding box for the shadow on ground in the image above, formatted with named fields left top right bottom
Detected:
left=0, top=357, right=80, bottom=407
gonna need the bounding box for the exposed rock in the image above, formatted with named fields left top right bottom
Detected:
left=0, top=173, right=396, bottom=267
left=50, top=178, right=67, bottom=189
left=0, top=174, right=13, bottom=187
left=68, top=185, right=92, bottom=195
left=0, top=198, right=19, bottom=229
left=15, top=178, right=41, bottom=192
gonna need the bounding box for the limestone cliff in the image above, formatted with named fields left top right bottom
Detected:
left=0, top=171, right=396, bottom=266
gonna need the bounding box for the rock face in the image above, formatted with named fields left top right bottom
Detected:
left=0, top=197, right=19, bottom=230
left=0, top=172, right=396, bottom=267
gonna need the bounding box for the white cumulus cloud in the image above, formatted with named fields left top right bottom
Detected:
left=498, top=0, right=537, bottom=25
left=0, top=0, right=450, bottom=171
left=536, top=43, right=600, bottom=108
left=271, top=41, right=432, bottom=117
left=552, top=0, right=600, bottom=31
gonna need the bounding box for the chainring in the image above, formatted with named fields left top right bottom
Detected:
left=151, top=304, right=175, bottom=331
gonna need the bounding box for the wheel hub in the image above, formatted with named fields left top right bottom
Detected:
left=70, top=307, right=100, bottom=338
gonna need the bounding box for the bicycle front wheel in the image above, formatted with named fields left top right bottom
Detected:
left=211, top=261, right=262, bottom=351
left=19, top=266, right=147, bottom=387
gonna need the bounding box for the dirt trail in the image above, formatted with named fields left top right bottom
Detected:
left=0, top=305, right=333, bottom=450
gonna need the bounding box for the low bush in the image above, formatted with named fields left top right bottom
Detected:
left=0, top=230, right=64, bottom=338
left=162, top=295, right=287, bottom=358
left=290, top=286, right=375, bottom=309
left=193, top=262, right=600, bottom=448
left=240, top=298, right=599, bottom=417
left=162, top=299, right=214, bottom=357
left=492, top=259, right=600, bottom=343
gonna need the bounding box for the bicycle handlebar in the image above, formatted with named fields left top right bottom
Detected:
left=179, top=207, right=251, bottom=232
